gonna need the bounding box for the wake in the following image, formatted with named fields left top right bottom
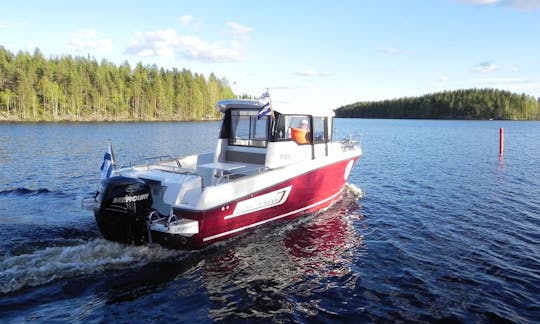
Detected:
left=0, top=239, right=184, bottom=294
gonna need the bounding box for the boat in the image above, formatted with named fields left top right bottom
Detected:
left=85, top=93, right=362, bottom=249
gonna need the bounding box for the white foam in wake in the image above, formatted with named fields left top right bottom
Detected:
left=0, top=239, right=184, bottom=294
left=345, top=183, right=364, bottom=198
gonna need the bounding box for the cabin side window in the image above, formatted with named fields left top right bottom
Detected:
left=274, top=114, right=328, bottom=145
left=229, top=109, right=269, bottom=147
left=284, top=115, right=311, bottom=144
left=312, top=117, right=329, bottom=144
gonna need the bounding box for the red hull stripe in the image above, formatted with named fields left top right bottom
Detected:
left=202, top=186, right=344, bottom=242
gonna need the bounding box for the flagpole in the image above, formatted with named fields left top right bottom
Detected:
left=267, top=88, right=274, bottom=119
left=108, top=139, right=116, bottom=166
left=267, top=88, right=272, bottom=110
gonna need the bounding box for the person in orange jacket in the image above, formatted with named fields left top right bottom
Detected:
left=291, top=119, right=310, bottom=144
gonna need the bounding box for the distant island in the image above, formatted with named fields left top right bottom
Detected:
left=336, top=89, right=540, bottom=120
left=0, top=46, right=238, bottom=122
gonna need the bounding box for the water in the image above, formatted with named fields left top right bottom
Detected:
left=1, top=119, right=539, bottom=322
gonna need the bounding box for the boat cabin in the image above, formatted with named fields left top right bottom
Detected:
left=209, top=99, right=336, bottom=182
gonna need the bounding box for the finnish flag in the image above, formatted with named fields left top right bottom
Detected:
left=100, top=141, right=115, bottom=180
left=257, top=91, right=273, bottom=119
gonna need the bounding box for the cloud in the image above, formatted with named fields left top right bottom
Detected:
left=179, top=15, right=194, bottom=27
left=0, top=20, right=26, bottom=30
left=471, top=61, right=498, bottom=73
left=126, top=29, right=178, bottom=57
left=439, top=76, right=449, bottom=82
left=294, top=69, right=332, bottom=77
left=125, top=20, right=252, bottom=63
left=125, top=26, right=247, bottom=62
left=459, top=0, right=540, bottom=11
left=226, top=22, right=252, bottom=38
left=69, top=29, right=112, bottom=51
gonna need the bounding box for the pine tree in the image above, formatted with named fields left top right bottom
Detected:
left=0, top=47, right=236, bottom=121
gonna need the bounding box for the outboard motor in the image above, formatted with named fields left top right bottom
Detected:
left=94, top=176, right=153, bottom=245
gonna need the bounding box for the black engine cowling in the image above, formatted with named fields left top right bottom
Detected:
left=94, top=176, right=153, bottom=245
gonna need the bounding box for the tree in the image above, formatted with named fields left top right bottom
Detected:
left=335, top=88, right=539, bottom=120
left=0, top=47, right=237, bottom=121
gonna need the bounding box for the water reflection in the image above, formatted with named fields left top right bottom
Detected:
left=202, top=188, right=365, bottom=320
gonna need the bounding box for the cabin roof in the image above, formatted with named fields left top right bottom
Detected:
left=216, top=99, right=335, bottom=117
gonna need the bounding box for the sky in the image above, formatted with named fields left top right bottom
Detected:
left=1, top=0, right=539, bottom=111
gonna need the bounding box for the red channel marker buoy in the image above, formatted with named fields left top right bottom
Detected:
left=499, top=128, right=504, bottom=156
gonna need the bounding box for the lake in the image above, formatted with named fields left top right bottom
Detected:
left=0, top=119, right=539, bottom=322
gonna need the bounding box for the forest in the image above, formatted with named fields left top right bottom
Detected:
left=335, top=89, right=540, bottom=120
left=0, top=46, right=236, bottom=122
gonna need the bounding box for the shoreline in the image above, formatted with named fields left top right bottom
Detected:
left=2, top=117, right=537, bottom=123
left=0, top=116, right=221, bottom=123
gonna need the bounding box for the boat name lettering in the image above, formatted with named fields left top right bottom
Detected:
left=112, top=193, right=150, bottom=204
left=280, top=153, right=292, bottom=160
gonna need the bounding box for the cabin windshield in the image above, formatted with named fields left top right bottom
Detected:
left=228, top=109, right=269, bottom=148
